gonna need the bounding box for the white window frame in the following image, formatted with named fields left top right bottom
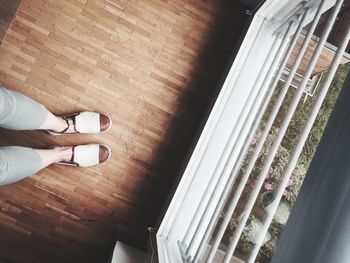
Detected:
left=156, top=1, right=336, bottom=262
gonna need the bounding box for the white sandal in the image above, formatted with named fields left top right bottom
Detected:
left=57, top=144, right=111, bottom=167
left=47, top=112, right=112, bottom=135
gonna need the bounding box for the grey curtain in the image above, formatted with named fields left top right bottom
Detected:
left=271, top=71, right=350, bottom=263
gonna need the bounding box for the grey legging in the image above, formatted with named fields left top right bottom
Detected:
left=0, top=87, right=49, bottom=185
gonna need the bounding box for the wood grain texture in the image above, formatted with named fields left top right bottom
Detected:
left=0, top=0, right=248, bottom=262
left=291, top=2, right=350, bottom=78
left=287, top=34, right=350, bottom=77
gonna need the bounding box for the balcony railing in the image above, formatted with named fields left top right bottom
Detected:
left=156, top=0, right=350, bottom=262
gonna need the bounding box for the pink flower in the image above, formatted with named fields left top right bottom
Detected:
left=250, top=180, right=257, bottom=188
left=251, top=138, right=257, bottom=145
left=264, top=183, right=273, bottom=190
left=287, top=179, right=294, bottom=187
left=283, top=190, right=288, bottom=196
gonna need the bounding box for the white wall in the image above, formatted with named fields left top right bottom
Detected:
left=111, top=241, right=146, bottom=263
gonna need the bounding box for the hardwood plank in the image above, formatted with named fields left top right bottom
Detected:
left=286, top=34, right=350, bottom=77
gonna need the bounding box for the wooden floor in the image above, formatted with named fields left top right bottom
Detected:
left=0, top=0, right=248, bottom=262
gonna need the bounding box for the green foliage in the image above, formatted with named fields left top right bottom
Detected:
left=227, top=215, right=255, bottom=255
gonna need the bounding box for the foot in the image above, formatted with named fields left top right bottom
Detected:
left=55, top=144, right=111, bottom=167
left=54, top=118, right=75, bottom=134
left=48, top=112, right=112, bottom=135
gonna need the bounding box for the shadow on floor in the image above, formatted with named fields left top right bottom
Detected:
left=0, top=0, right=21, bottom=43
left=114, top=0, right=252, bottom=253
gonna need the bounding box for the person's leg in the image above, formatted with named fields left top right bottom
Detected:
left=0, top=86, right=68, bottom=132
left=35, top=147, right=73, bottom=168
left=0, top=145, right=110, bottom=186
left=0, top=86, right=110, bottom=133
left=0, top=146, right=72, bottom=186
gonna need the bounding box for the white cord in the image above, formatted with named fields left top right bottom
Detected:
left=148, top=227, right=155, bottom=263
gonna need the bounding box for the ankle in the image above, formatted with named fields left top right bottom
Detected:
left=53, top=117, right=69, bottom=132
left=39, top=112, right=69, bottom=131
left=53, top=146, right=73, bottom=162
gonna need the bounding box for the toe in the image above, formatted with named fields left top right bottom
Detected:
left=100, top=114, right=111, bottom=132
left=99, top=145, right=111, bottom=163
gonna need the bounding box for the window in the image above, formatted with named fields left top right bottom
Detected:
left=156, top=0, right=350, bottom=262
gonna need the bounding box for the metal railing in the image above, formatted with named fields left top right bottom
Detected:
left=223, top=0, right=343, bottom=261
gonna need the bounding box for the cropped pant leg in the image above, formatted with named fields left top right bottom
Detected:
left=0, top=147, right=42, bottom=185
left=0, top=87, right=48, bottom=185
left=0, top=86, right=49, bottom=130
